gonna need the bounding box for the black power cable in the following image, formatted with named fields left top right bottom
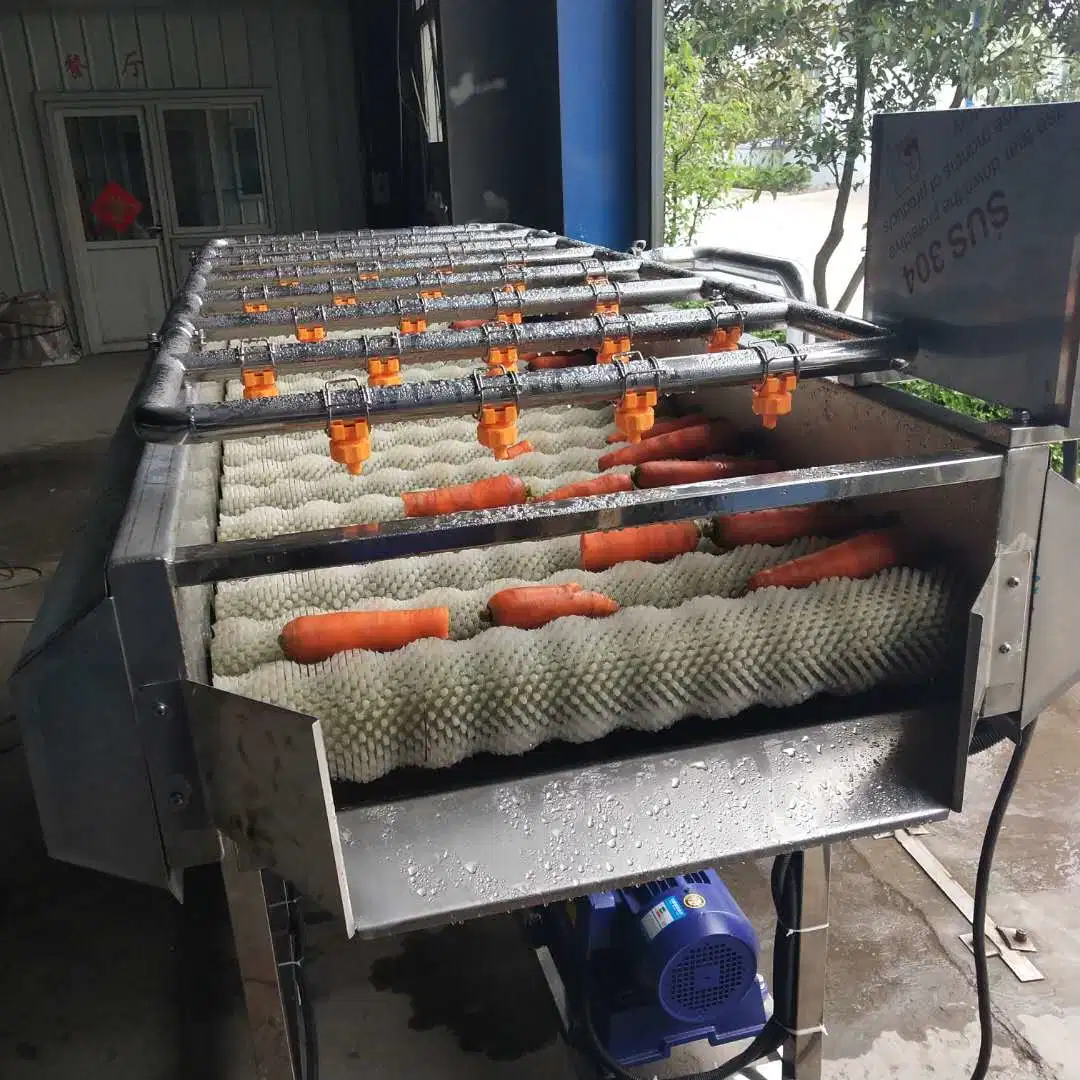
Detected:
left=969, top=720, right=1039, bottom=1080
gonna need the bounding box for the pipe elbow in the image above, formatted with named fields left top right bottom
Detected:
left=132, top=403, right=192, bottom=443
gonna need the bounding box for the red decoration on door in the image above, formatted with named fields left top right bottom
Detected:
left=89, top=182, right=143, bottom=233
left=64, top=53, right=86, bottom=79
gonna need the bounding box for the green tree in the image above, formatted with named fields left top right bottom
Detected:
left=667, top=1, right=1080, bottom=304
left=663, top=35, right=752, bottom=243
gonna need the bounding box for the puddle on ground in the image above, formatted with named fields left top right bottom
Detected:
left=368, top=917, right=559, bottom=1060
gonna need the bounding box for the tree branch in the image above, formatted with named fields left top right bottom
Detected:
left=812, top=41, right=870, bottom=306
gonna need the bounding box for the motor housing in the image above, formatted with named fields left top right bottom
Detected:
left=539, top=869, right=768, bottom=1067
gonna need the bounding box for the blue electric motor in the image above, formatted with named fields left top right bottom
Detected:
left=540, top=869, right=769, bottom=1067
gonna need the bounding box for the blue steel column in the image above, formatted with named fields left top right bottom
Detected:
left=555, top=0, right=637, bottom=249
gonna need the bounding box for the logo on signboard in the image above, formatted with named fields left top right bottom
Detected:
left=891, top=132, right=922, bottom=196
left=89, top=181, right=143, bottom=233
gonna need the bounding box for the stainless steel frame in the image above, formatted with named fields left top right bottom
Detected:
left=12, top=193, right=1080, bottom=1079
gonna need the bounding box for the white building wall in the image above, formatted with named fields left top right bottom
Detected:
left=0, top=1, right=364, bottom=306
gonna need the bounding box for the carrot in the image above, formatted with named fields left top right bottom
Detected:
left=597, top=421, right=735, bottom=471
left=526, top=351, right=594, bottom=370
left=634, top=458, right=778, bottom=489
left=487, top=583, right=619, bottom=629
left=503, top=439, right=535, bottom=459
left=450, top=319, right=488, bottom=330
left=535, top=474, right=634, bottom=501
left=605, top=414, right=707, bottom=444
left=710, top=504, right=847, bottom=548
left=580, top=520, right=700, bottom=571
left=280, top=607, right=450, bottom=663
left=401, top=474, right=527, bottom=517
left=747, top=530, right=902, bottom=591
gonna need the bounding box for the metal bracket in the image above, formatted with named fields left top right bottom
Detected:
left=185, top=682, right=354, bottom=932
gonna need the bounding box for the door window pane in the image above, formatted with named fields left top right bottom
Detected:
left=164, top=106, right=267, bottom=230
left=164, top=109, right=219, bottom=228
left=213, top=107, right=267, bottom=227
left=64, top=114, right=156, bottom=241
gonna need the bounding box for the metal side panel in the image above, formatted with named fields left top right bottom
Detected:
left=184, top=682, right=354, bottom=933
left=8, top=600, right=168, bottom=888
left=1023, top=470, right=1080, bottom=723
left=336, top=708, right=952, bottom=938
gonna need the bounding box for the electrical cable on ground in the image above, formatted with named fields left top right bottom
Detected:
left=284, top=881, right=319, bottom=1080
left=968, top=719, right=1039, bottom=1080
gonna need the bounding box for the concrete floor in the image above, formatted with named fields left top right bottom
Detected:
left=2, top=353, right=1080, bottom=1079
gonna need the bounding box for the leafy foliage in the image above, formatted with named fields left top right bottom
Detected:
left=665, top=1, right=1080, bottom=302
left=899, top=379, right=1064, bottom=472
left=663, top=36, right=752, bottom=243
left=730, top=161, right=812, bottom=196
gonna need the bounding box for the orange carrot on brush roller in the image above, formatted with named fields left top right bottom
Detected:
left=580, top=520, right=700, bottom=572
left=634, top=458, right=778, bottom=489
left=401, top=474, right=527, bottom=517
left=527, top=351, right=594, bottom=370
left=747, top=530, right=902, bottom=591
left=597, top=421, right=736, bottom=471
left=534, top=474, right=634, bottom=501
left=710, top=504, right=848, bottom=548
left=487, top=583, right=619, bottom=629
left=605, top=414, right=707, bottom=444
left=280, top=608, right=451, bottom=664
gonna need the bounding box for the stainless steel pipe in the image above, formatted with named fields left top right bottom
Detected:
left=193, top=277, right=706, bottom=340
left=180, top=303, right=790, bottom=380
left=206, top=246, right=604, bottom=286
left=219, top=226, right=541, bottom=256
left=211, top=236, right=561, bottom=271
left=134, top=336, right=904, bottom=444
left=200, top=259, right=643, bottom=312
left=222, top=222, right=538, bottom=250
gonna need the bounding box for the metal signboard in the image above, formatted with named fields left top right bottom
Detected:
left=865, top=102, right=1080, bottom=424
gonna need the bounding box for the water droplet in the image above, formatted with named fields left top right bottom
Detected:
left=558, top=864, right=566, bottom=872
left=741, top=797, right=748, bottom=808
left=586, top=816, right=594, bottom=828
left=816, top=745, right=822, bottom=754
left=407, top=865, right=417, bottom=877
left=739, top=777, right=746, bottom=786
left=577, top=864, right=584, bottom=872
left=543, top=861, right=552, bottom=870
left=465, top=862, right=477, bottom=874
left=789, top=799, right=797, bottom=810
left=802, top=735, right=810, bottom=742
left=652, top=804, right=662, bottom=815
left=417, top=887, right=426, bottom=896
left=552, top=827, right=562, bottom=839
left=671, top=777, right=680, bottom=789
left=635, top=839, right=642, bottom=849
left=783, top=747, right=796, bottom=757
left=662, top=797, right=670, bottom=807
left=690, top=760, right=707, bottom=770
left=609, top=825, right=617, bottom=836
left=607, top=837, right=617, bottom=848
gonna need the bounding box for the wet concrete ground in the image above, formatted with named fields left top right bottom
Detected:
left=2, top=354, right=1078, bottom=1079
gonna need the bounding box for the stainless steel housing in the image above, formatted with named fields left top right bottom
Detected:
left=12, top=128, right=1080, bottom=1078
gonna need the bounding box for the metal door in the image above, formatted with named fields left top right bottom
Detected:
left=51, top=106, right=170, bottom=353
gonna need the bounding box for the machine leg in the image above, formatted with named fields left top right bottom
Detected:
left=220, top=836, right=302, bottom=1080
left=782, top=845, right=831, bottom=1080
